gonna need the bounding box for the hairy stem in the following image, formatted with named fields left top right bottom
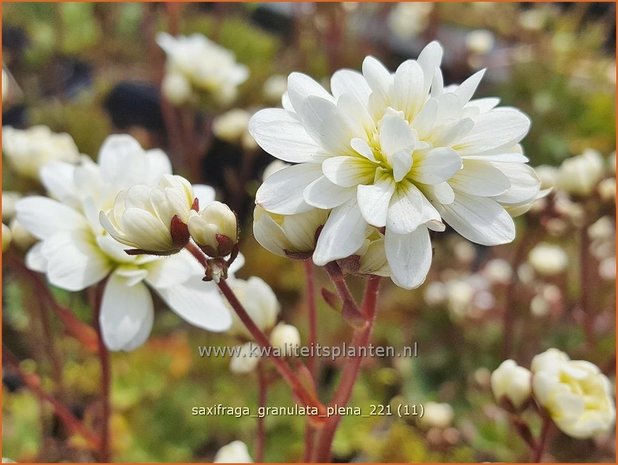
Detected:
left=313, top=275, right=381, bottom=461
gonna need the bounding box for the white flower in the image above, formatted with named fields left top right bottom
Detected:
left=598, top=178, right=615, bottom=202
left=599, top=256, right=616, bottom=281
left=229, top=342, right=260, bottom=374
left=423, top=281, right=447, bottom=306
left=557, top=149, right=605, bottom=196
left=466, top=30, right=495, bottom=55
left=388, top=3, right=432, bottom=41
left=262, top=160, right=289, bottom=181
left=491, top=360, right=532, bottom=410
left=269, top=322, right=301, bottom=356
left=532, top=349, right=615, bottom=439
left=157, top=33, right=249, bottom=105
left=535, top=164, right=558, bottom=190
left=213, top=109, right=252, bottom=144
left=161, top=71, right=192, bottom=105
left=419, top=402, right=454, bottom=429
left=227, top=277, right=280, bottom=339
left=16, top=135, right=235, bottom=351
left=250, top=42, right=540, bottom=289
left=262, top=74, right=288, bottom=103
left=2, top=223, right=12, bottom=252
left=253, top=206, right=328, bottom=259
left=188, top=201, right=238, bottom=257
left=528, top=242, right=568, bottom=277
left=214, top=440, right=253, bottom=463
left=100, top=175, right=196, bottom=255
left=3, top=126, right=80, bottom=180
left=483, top=258, right=512, bottom=285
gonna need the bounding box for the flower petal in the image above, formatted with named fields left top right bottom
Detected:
left=322, top=156, right=375, bottom=188
left=453, top=69, right=485, bottom=105
left=154, top=275, right=232, bottom=332
left=287, top=72, right=334, bottom=114
left=385, top=225, right=432, bottom=289
left=449, top=160, right=511, bottom=196
left=412, top=147, right=462, bottom=185
left=40, top=162, right=80, bottom=206
left=379, top=114, right=416, bottom=159
left=145, top=148, right=173, bottom=184
left=313, top=198, right=368, bottom=266
left=330, top=69, right=371, bottom=104
left=255, top=163, right=322, bottom=214
left=387, top=181, right=440, bottom=234
left=393, top=59, right=425, bottom=120
left=491, top=163, right=541, bottom=205
left=25, top=242, right=47, bottom=272
left=100, top=271, right=154, bottom=351
left=249, top=109, right=323, bottom=163
left=438, top=193, right=515, bottom=246
left=454, top=108, right=531, bottom=155
left=357, top=174, right=396, bottom=227
left=16, top=197, right=89, bottom=240
left=298, top=96, right=355, bottom=154
left=193, top=184, right=216, bottom=208
left=145, top=250, right=195, bottom=288
left=304, top=176, right=355, bottom=209
left=40, top=230, right=111, bottom=291
left=417, top=41, right=443, bottom=95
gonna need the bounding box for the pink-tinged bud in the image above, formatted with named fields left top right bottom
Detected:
left=188, top=201, right=238, bottom=257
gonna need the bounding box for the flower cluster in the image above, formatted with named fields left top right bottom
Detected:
left=250, top=41, right=542, bottom=289
left=157, top=33, right=249, bottom=106
left=3, top=125, right=81, bottom=180
left=491, top=349, right=615, bottom=439
left=16, top=135, right=237, bottom=351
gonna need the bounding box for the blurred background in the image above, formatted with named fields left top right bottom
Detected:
left=2, top=2, right=616, bottom=462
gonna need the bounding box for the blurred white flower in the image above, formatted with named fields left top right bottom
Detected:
left=253, top=206, right=328, bottom=259
left=100, top=175, right=196, bottom=255
left=388, top=3, right=433, bottom=41
left=423, top=281, right=447, bottom=306
left=161, top=71, right=192, bottom=105
left=262, top=160, right=289, bottom=181
left=270, top=322, right=301, bottom=356
left=535, top=164, right=558, bottom=190
left=599, top=256, right=616, bottom=281
left=419, top=402, right=454, bottom=429
left=262, top=74, right=288, bottom=103
left=519, top=8, right=547, bottom=31
left=157, top=33, right=249, bottom=106
left=597, top=178, right=615, bottom=202
left=453, top=240, right=476, bottom=265
left=2, top=191, right=22, bottom=223
left=214, top=440, right=253, bottom=463
left=227, top=277, right=280, bottom=339
left=16, top=135, right=235, bottom=351
left=446, top=279, right=475, bottom=319
left=588, top=216, right=614, bottom=241
left=557, top=149, right=605, bottom=196
left=483, top=258, right=512, bottom=285
left=213, top=109, right=252, bottom=144
left=229, top=342, right=261, bottom=374
left=466, top=30, right=495, bottom=55
left=528, top=242, right=568, bottom=277
left=491, top=360, right=532, bottom=410
left=3, top=126, right=80, bottom=180
left=250, top=42, right=540, bottom=289
left=2, top=223, right=12, bottom=252
left=532, top=348, right=615, bottom=439
left=188, top=201, right=238, bottom=257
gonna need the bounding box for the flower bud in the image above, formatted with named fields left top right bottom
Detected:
left=269, top=322, right=301, bottom=356
left=100, top=174, right=196, bottom=255
left=532, top=349, right=615, bottom=439
left=253, top=206, right=328, bottom=260
left=188, top=201, right=238, bottom=257
left=162, top=71, right=192, bottom=106
left=214, top=440, right=253, bottom=463
left=10, top=218, right=36, bottom=251
left=2, top=223, right=12, bottom=252
left=229, top=342, right=260, bottom=374
left=227, top=277, right=280, bottom=340
left=418, top=402, right=454, bottom=430
left=598, top=178, right=615, bottom=202
left=557, top=149, right=605, bottom=197
left=490, top=360, right=532, bottom=410
left=528, top=242, right=568, bottom=277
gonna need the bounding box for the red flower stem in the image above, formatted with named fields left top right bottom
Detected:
left=256, top=363, right=268, bottom=462
left=90, top=281, right=112, bottom=463
left=532, top=413, right=552, bottom=462
left=313, top=275, right=381, bottom=462
left=3, top=346, right=101, bottom=450
left=185, top=243, right=326, bottom=415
